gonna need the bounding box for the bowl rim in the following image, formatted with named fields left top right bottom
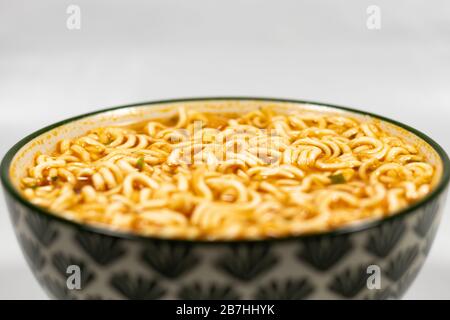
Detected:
left=1, top=96, right=449, bottom=244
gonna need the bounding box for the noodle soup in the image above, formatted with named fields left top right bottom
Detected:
left=3, top=98, right=449, bottom=300
left=17, top=102, right=440, bottom=240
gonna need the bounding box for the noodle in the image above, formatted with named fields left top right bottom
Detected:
left=19, top=106, right=437, bottom=240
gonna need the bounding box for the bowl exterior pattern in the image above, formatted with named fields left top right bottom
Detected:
left=4, top=187, right=447, bottom=300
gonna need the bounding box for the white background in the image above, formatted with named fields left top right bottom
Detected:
left=0, top=0, right=449, bottom=299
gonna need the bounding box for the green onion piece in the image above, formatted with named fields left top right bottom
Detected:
left=136, top=157, right=145, bottom=170
left=330, top=173, right=346, bottom=184
left=51, top=176, right=58, bottom=182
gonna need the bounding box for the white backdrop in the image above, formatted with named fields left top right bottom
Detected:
left=1, top=0, right=449, bottom=299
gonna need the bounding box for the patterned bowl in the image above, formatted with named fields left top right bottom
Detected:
left=1, top=98, right=449, bottom=300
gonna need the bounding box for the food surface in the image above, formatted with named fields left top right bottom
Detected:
left=20, top=106, right=436, bottom=239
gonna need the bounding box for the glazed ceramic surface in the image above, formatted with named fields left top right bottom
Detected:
left=2, top=98, right=449, bottom=300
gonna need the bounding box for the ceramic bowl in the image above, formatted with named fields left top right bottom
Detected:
left=1, top=98, right=449, bottom=300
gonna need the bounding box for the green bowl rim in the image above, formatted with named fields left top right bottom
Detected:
left=1, top=97, right=449, bottom=244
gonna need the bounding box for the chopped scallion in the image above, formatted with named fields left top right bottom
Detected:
left=330, top=173, right=346, bottom=184
left=136, top=157, right=145, bottom=170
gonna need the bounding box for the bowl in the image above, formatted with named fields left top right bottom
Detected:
left=1, top=97, right=449, bottom=300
